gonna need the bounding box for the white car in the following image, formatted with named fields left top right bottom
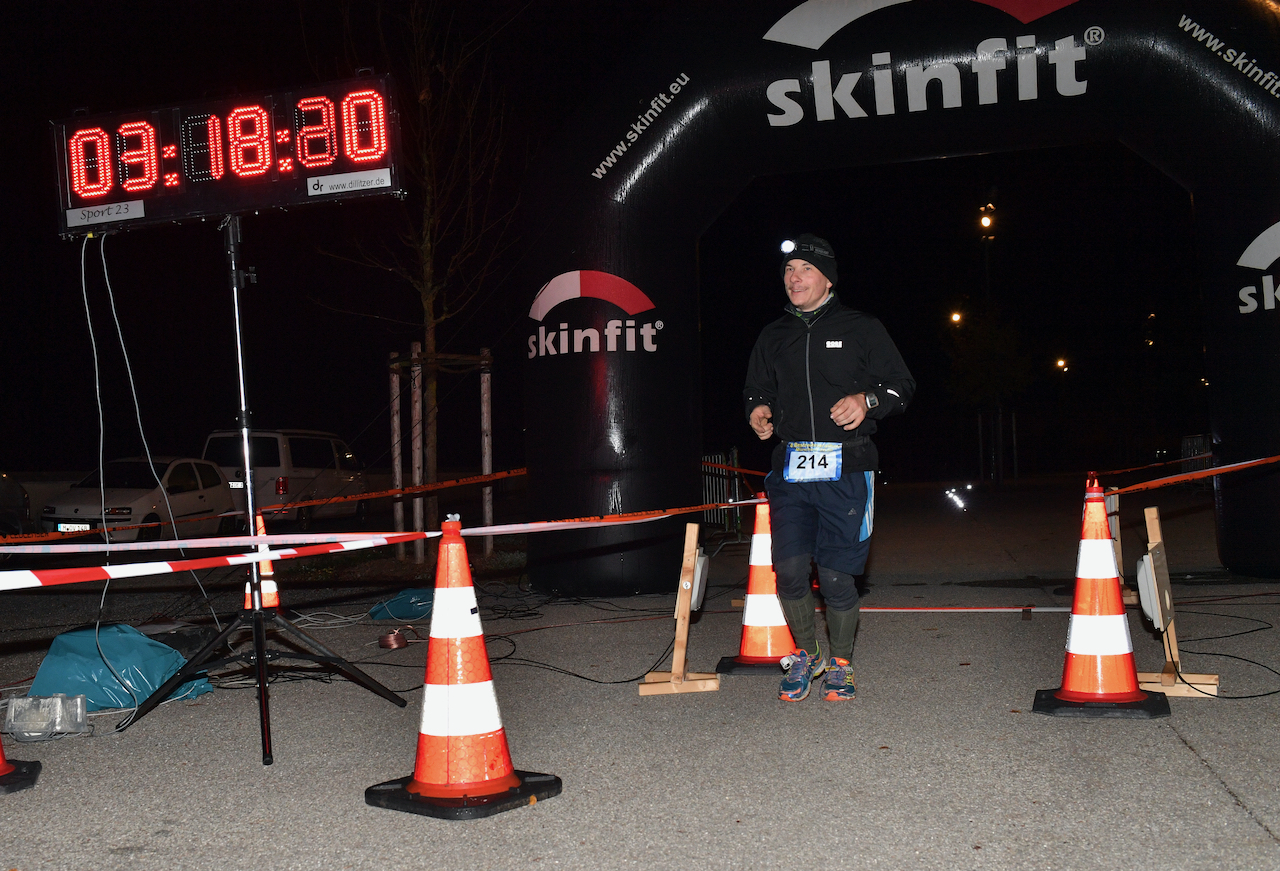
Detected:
left=41, top=457, right=236, bottom=542
left=202, top=429, right=369, bottom=529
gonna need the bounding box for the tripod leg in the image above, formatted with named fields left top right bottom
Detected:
left=123, top=613, right=250, bottom=730
left=271, top=615, right=408, bottom=708
left=253, top=610, right=274, bottom=766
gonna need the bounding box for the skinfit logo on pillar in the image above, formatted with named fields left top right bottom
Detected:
left=762, top=0, right=1092, bottom=127
left=527, top=270, right=663, bottom=358
left=1236, top=222, right=1280, bottom=315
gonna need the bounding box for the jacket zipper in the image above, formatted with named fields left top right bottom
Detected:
left=805, top=330, right=815, bottom=438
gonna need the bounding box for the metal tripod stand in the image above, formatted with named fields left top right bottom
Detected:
left=122, top=215, right=406, bottom=764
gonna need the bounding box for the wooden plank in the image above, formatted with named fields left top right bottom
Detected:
left=1138, top=674, right=1220, bottom=697
left=641, top=523, right=719, bottom=696
left=1144, top=506, right=1163, bottom=546
left=639, top=677, right=721, bottom=695
left=668, top=523, right=700, bottom=684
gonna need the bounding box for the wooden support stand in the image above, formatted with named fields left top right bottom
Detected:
left=1135, top=507, right=1220, bottom=698
left=640, top=523, right=721, bottom=696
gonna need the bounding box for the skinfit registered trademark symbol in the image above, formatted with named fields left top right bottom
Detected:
left=1085, top=26, right=1105, bottom=46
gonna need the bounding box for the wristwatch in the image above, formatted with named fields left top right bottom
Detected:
left=864, top=392, right=879, bottom=410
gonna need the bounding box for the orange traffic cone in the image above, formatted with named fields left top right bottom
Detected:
left=1034, top=478, right=1170, bottom=718
left=366, top=518, right=561, bottom=819
left=717, top=500, right=796, bottom=674
left=243, top=513, right=279, bottom=610
left=0, top=736, right=40, bottom=793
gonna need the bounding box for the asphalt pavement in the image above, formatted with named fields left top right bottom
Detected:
left=1, top=478, right=1278, bottom=871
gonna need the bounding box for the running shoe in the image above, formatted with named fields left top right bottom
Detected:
left=822, top=657, right=856, bottom=701
left=778, top=647, right=826, bottom=702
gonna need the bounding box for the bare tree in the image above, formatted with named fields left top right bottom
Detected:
left=311, top=1, right=519, bottom=551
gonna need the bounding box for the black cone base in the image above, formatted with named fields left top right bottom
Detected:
left=365, top=771, right=562, bottom=820
left=0, top=760, right=41, bottom=793
left=716, top=655, right=783, bottom=675
left=1032, top=688, right=1171, bottom=719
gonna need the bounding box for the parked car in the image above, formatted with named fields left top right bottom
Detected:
left=41, top=457, right=235, bottom=542
left=0, top=472, right=34, bottom=535
left=201, top=429, right=369, bottom=529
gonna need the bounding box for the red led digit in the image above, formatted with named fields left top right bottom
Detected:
left=206, top=115, right=225, bottom=179
left=180, top=113, right=224, bottom=182
left=340, top=89, right=388, bottom=163
left=295, top=96, right=336, bottom=169
left=227, top=105, right=273, bottom=178
left=117, top=121, right=159, bottom=193
left=68, top=127, right=114, bottom=199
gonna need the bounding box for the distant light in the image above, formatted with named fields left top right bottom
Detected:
left=951, top=312, right=962, bottom=323
left=1056, top=359, right=1066, bottom=368
left=980, top=215, right=992, bottom=228
left=1145, top=339, right=1154, bottom=346
left=780, top=239, right=796, bottom=254
left=945, top=488, right=967, bottom=511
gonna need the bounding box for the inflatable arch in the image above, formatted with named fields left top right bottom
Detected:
left=521, top=0, right=1280, bottom=594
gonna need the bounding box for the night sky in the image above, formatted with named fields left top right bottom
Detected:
left=3, top=1, right=1207, bottom=483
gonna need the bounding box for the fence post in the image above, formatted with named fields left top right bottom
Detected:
left=390, top=352, right=405, bottom=560
left=411, top=342, right=424, bottom=565
left=481, top=348, right=493, bottom=556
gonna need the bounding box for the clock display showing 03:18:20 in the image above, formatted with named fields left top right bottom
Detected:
left=53, top=75, right=403, bottom=236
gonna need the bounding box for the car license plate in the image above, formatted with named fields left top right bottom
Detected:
left=58, top=522, right=91, bottom=532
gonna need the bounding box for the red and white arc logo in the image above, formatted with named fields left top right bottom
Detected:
left=765, top=0, right=1084, bottom=49
left=527, top=270, right=663, bottom=358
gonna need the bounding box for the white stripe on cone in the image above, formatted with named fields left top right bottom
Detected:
left=1075, top=538, right=1118, bottom=580
left=749, top=532, right=772, bottom=566
left=429, top=587, right=483, bottom=638
left=420, top=681, right=504, bottom=736
left=1065, top=614, right=1133, bottom=656
left=743, top=592, right=787, bottom=627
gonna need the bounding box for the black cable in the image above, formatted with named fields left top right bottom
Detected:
left=1172, top=652, right=1280, bottom=700
left=1151, top=608, right=1280, bottom=700
left=486, top=633, right=678, bottom=685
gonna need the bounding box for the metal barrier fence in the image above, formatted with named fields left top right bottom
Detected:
left=1181, top=434, right=1212, bottom=489
left=701, top=450, right=743, bottom=538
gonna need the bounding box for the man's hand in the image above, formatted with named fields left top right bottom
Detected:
left=830, top=394, right=868, bottom=431
left=749, top=405, right=774, bottom=440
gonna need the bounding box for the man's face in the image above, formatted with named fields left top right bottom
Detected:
left=783, top=259, right=833, bottom=312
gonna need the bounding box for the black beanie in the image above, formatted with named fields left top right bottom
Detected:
left=780, top=233, right=838, bottom=286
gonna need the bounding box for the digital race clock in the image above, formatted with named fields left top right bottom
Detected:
left=52, top=75, right=403, bottom=236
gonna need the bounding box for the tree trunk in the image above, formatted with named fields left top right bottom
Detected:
left=425, top=321, right=439, bottom=563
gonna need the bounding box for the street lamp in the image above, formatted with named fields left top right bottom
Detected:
left=978, top=202, right=996, bottom=300
left=978, top=202, right=996, bottom=239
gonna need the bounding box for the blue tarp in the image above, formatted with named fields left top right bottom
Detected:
left=369, top=588, right=434, bottom=621
left=28, top=624, right=212, bottom=711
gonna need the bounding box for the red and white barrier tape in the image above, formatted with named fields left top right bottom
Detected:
left=0, top=533, right=422, bottom=592
left=0, top=500, right=765, bottom=590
